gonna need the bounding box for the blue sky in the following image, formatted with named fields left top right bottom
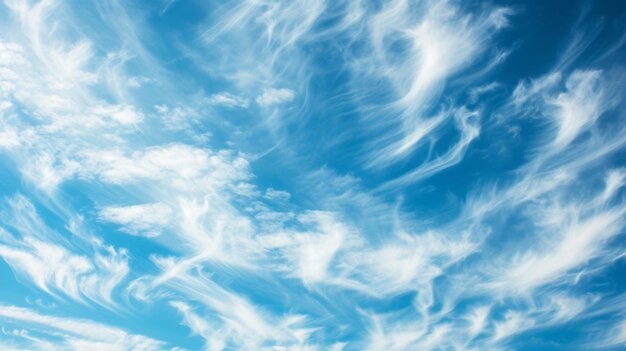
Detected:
left=0, top=0, right=625, bottom=350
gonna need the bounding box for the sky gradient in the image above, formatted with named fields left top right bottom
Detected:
left=1, top=0, right=626, bottom=350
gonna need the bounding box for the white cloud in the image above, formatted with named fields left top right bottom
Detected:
left=511, top=72, right=561, bottom=107
left=126, top=76, right=152, bottom=88
left=0, top=195, right=129, bottom=307
left=283, top=211, right=351, bottom=285
left=548, top=70, right=605, bottom=150
left=0, top=1, right=624, bottom=350
left=91, top=104, right=144, bottom=125
left=154, top=104, right=203, bottom=132
left=0, top=305, right=170, bottom=351
left=377, top=239, right=466, bottom=296
left=19, top=152, right=81, bottom=193
left=601, top=169, right=626, bottom=203
left=99, top=203, right=172, bottom=237
left=501, top=207, right=625, bottom=292
left=360, top=1, right=511, bottom=167
left=362, top=312, right=453, bottom=351
left=602, top=318, right=626, bottom=348
left=380, top=107, right=480, bottom=188
left=80, top=144, right=250, bottom=189
left=493, top=311, right=534, bottom=341
left=141, top=265, right=319, bottom=350
left=0, top=237, right=92, bottom=298
left=170, top=301, right=226, bottom=351
left=256, top=88, right=295, bottom=106
left=468, top=82, right=501, bottom=103
left=206, top=92, right=249, bottom=108
left=465, top=306, right=490, bottom=337
left=0, top=129, right=20, bottom=149
left=263, top=187, right=291, bottom=201
left=0, top=235, right=129, bottom=307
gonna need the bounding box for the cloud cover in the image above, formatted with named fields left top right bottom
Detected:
left=0, top=0, right=625, bottom=350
